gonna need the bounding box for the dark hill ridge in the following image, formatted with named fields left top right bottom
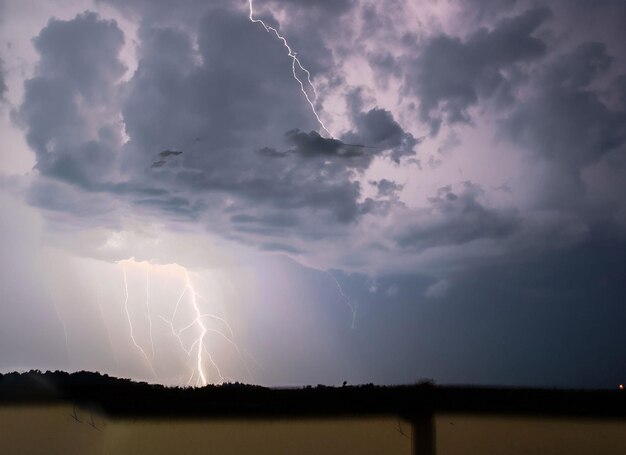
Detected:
left=0, top=371, right=624, bottom=419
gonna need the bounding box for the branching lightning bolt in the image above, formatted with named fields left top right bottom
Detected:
left=155, top=267, right=254, bottom=387
left=327, top=271, right=357, bottom=329
left=248, top=0, right=333, bottom=138
left=186, top=271, right=209, bottom=387
left=122, top=265, right=158, bottom=379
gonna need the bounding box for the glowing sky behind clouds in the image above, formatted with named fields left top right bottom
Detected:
left=0, top=0, right=625, bottom=388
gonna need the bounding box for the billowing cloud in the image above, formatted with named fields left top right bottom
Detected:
left=11, top=1, right=626, bottom=277
left=17, top=12, right=126, bottom=187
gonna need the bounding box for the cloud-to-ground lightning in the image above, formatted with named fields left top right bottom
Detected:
left=122, top=265, right=158, bottom=379
left=154, top=265, right=254, bottom=386
left=247, top=0, right=333, bottom=138
left=327, top=271, right=357, bottom=329
left=186, top=270, right=209, bottom=387
left=48, top=258, right=251, bottom=387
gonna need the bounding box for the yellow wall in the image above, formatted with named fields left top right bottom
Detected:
left=0, top=405, right=412, bottom=455
left=435, top=413, right=626, bottom=455
left=2, top=405, right=625, bottom=454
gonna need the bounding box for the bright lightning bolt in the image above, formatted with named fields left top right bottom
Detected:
left=52, top=259, right=252, bottom=387
left=122, top=265, right=158, bottom=380
left=248, top=0, right=333, bottom=138
left=186, top=271, right=208, bottom=387
left=154, top=266, right=254, bottom=387
left=327, top=271, right=357, bottom=329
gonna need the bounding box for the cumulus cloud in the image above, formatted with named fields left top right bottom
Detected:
left=14, top=6, right=417, bottom=249
left=17, top=12, right=126, bottom=188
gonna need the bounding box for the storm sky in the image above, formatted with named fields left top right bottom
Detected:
left=0, top=0, right=625, bottom=388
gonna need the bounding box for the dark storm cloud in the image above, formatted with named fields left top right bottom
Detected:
left=17, top=0, right=624, bottom=269
left=503, top=42, right=626, bottom=169
left=285, top=129, right=366, bottom=160
left=336, top=234, right=626, bottom=387
left=120, top=7, right=317, bottom=165
left=406, top=7, right=551, bottom=134
left=348, top=108, right=419, bottom=162
left=342, top=88, right=420, bottom=163
left=261, top=104, right=419, bottom=170
left=501, top=41, right=626, bottom=209
left=16, top=8, right=350, bottom=226
left=395, top=183, right=520, bottom=251
left=17, top=12, right=125, bottom=187
left=32, top=12, right=125, bottom=103
left=114, top=5, right=419, bottom=227
left=287, top=129, right=361, bottom=156
left=14, top=0, right=427, bottom=247
left=158, top=150, right=183, bottom=158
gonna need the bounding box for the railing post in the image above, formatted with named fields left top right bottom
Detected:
left=412, top=412, right=435, bottom=455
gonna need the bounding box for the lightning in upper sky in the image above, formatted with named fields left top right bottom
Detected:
left=247, top=0, right=333, bottom=138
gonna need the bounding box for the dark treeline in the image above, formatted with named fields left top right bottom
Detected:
left=0, top=370, right=624, bottom=419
